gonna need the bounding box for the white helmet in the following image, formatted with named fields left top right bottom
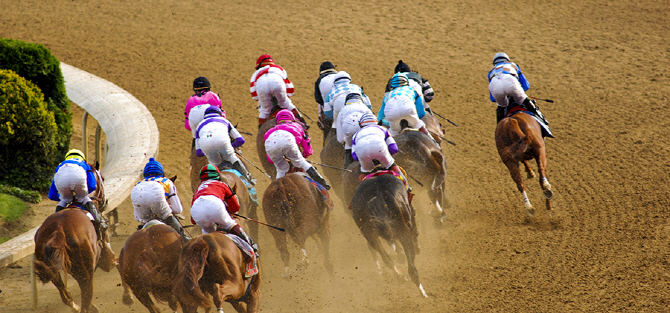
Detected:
left=333, top=71, right=352, bottom=83
left=492, top=52, right=510, bottom=64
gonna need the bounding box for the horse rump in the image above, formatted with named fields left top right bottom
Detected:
left=34, top=228, right=70, bottom=283
left=173, top=237, right=213, bottom=309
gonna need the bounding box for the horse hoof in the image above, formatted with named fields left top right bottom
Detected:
left=90, top=304, right=100, bottom=313
left=281, top=267, right=291, bottom=278
left=70, top=303, right=81, bottom=313
left=419, top=284, right=428, bottom=298
left=122, top=294, right=134, bottom=306
left=543, top=189, right=554, bottom=200
left=526, top=207, right=536, bottom=217
left=295, top=262, right=307, bottom=273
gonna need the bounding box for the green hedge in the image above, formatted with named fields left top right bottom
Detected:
left=0, top=69, right=59, bottom=190
left=0, top=38, right=72, bottom=191
left=0, top=184, right=41, bottom=203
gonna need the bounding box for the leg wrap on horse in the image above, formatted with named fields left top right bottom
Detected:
left=307, top=167, right=331, bottom=190
left=163, top=214, right=191, bottom=241
left=233, top=161, right=257, bottom=186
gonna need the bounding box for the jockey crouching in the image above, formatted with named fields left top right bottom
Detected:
left=351, top=114, right=412, bottom=194
left=131, top=158, right=191, bottom=241
left=323, top=71, right=371, bottom=136
left=250, top=54, right=307, bottom=128
left=184, top=76, right=223, bottom=139
left=378, top=73, right=432, bottom=139
left=195, top=106, right=257, bottom=186
left=191, top=165, right=258, bottom=253
left=385, top=60, right=435, bottom=114
left=336, top=93, right=374, bottom=168
left=48, top=149, right=108, bottom=239
left=314, top=61, right=339, bottom=131
left=264, top=109, right=331, bottom=190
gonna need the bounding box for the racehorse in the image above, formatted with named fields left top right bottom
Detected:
left=173, top=233, right=261, bottom=313
left=351, top=173, right=427, bottom=298
left=495, top=108, right=554, bottom=216
left=318, top=129, right=346, bottom=201
left=393, top=128, right=449, bottom=223
left=33, top=162, right=116, bottom=313
left=421, top=113, right=445, bottom=147
left=262, top=172, right=334, bottom=277
left=118, top=224, right=184, bottom=313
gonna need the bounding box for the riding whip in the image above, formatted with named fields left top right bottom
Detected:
left=235, top=152, right=272, bottom=179
left=431, top=111, right=459, bottom=127
left=529, top=96, right=554, bottom=103
left=428, top=130, right=456, bottom=146
left=296, top=108, right=314, bottom=121
left=233, top=213, right=286, bottom=232
left=307, top=160, right=352, bottom=172
left=239, top=130, right=254, bottom=136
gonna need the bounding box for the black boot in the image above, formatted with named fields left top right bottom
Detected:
left=291, top=108, right=309, bottom=130
left=230, top=224, right=258, bottom=255
left=496, top=106, right=505, bottom=124
left=523, top=98, right=549, bottom=125
left=307, top=166, right=331, bottom=190
left=232, top=161, right=257, bottom=186
left=55, top=205, right=66, bottom=212
left=84, top=202, right=107, bottom=240
left=163, top=214, right=191, bottom=241
left=344, top=149, right=354, bottom=168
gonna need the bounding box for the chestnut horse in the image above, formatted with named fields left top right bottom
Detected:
left=351, top=173, right=427, bottom=297
left=173, top=232, right=261, bottom=313
left=33, top=163, right=116, bottom=312
left=118, top=224, right=183, bottom=313
left=262, top=172, right=334, bottom=277
left=495, top=110, right=554, bottom=216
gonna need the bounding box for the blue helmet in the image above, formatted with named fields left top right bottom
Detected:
left=390, top=73, right=409, bottom=88
left=204, top=105, right=223, bottom=119
left=143, top=158, right=164, bottom=178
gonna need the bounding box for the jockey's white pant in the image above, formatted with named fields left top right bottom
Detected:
left=256, top=74, right=295, bottom=119
left=384, top=96, right=425, bottom=137
left=330, top=95, right=347, bottom=129
left=131, top=181, right=173, bottom=223
left=265, top=130, right=312, bottom=178
left=54, top=163, right=92, bottom=207
left=188, top=104, right=209, bottom=138
left=338, top=111, right=364, bottom=150
left=355, top=136, right=395, bottom=173
left=198, top=130, right=240, bottom=168
left=191, top=195, right=237, bottom=234
left=489, top=74, right=527, bottom=108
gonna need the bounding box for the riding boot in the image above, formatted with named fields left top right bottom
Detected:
left=307, top=166, right=331, bottom=190
left=496, top=106, right=505, bottom=124
left=84, top=201, right=107, bottom=240
left=55, top=205, right=66, bottom=212
left=233, top=161, right=257, bottom=186
left=229, top=224, right=259, bottom=255
left=523, top=98, right=549, bottom=125
left=291, top=108, right=309, bottom=130
left=344, top=149, right=354, bottom=168
left=163, top=214, right=191, bottom=241
left=388, top=164, right=412, bottom=193
left=418, top=126, right=439, bottom=145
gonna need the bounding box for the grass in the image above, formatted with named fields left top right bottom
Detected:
left=0, top=193, right=28, bottom=223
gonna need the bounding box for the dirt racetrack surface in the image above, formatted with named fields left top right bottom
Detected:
left=2, top=0, right=670, bottom=312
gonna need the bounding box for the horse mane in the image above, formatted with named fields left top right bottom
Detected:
left=173, top=237, right=213, bottom=308
left=34, top=227, right=71, bottom=283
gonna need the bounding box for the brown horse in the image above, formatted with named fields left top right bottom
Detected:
left=421, top=113, right=445, bottom=147
left=173, top=233, right=261, bottom=313
left=118, top=224, right=184, bottom=313
left=262, top=172, right=334, bottom=277
left=351, top=173, right=427, bottom=297
left=33, top=163, right=116, bottom=312
left=318, top=129, right=346, bottom=201
left=495, top=110, right=554, bottom=216
left=393, top=129, right=450, bottom=223
left=255, top=117, right=278, bottom=179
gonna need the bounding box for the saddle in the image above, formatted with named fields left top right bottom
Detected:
left=62, top=203, right=95, bottom=222
left=505, top=104, right=554, bottom=138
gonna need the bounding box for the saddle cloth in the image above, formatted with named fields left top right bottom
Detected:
left=506, top=106, right=553, bottom=138
left=64, top=204, right=95, bottom=221
left=223, top=233, right=259, bottom=278
left=363, top=169, right=409, bottom=191
left=295, top=172, right=334, bottom=212
left=221, top=168, right=259, bottom=205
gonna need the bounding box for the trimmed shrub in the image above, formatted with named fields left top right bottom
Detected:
left=0, top=38, right=72, bottom=161
left=0, top=184, right=41, bottom=203
left=0, top=69, right=59, bottom=190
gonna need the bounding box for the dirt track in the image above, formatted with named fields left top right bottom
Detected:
left=2, top=0, right=670, bottom=312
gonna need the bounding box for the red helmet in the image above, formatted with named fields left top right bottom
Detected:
left=256, top=54, right=274, bottom=69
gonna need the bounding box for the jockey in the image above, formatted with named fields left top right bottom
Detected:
left=48, top=149, right=108, bottom=233
left=195, top=106, right=257, bottom=185
left=191, top=164, right=257, bottom=253
left=323, top=71, right=371, bottom=135
left=385, top=60, right=435, bottom=112
left=378, top=73, right=431, bottom=137
left=264, top=109, right=332, bottom=190
left=351, top=114, right=410, bottom=190
left=314, top=61, right=338, bottom=130
left=336, top=93, right=374, bottom=167
left=184, top=77, right=223, bottom=138
left=250, top=54, right=307, bottom=128
left=131, top=158, right=191, bottom=241
left=488, top=52, right=548, bottom=126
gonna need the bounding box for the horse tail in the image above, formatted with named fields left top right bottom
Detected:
left=430, top=150, right=447, bottom=178
left=173, top=237, right=213, bottom=309
left=508, top=118, right=527, bottom=144
left=34, top=229, right=70, bottom=283
left=368, top=195, right=394, bottom=240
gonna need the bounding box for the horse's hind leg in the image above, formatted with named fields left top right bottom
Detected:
left=134, top=291, right=162, bottom=313
left=428, top=184, right=447, bottom=224
left=522, top=160, right=536, bottom=179
left=400, top=235, right=427, bottom=298
left=269, top=229, right=291, bottom=277
left=504, top=160, right=534, bottom=216
left=317, top=216, right=334, bottom=276
left=533, top=145, right=554, bottom=210
left=76, top=276, right=93, bottom=313
left=52, top=272, right=78, bottom=310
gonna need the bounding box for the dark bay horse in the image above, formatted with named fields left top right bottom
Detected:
left=318, top=129, right=346, bottom=201
left=173, top=233, right=261, bottom=313
left=393, top=130, right=449, bottom=223
left=262, top=172, right=334, bottom=277
left=255, top=117, right=278, bottom=179
left=118, top=224, right=183, bottom=313
left=33, top=163, right=116, bottom=312
left=495, top=110, right=554, bottom=216
left=351, top=174, right=427, bottom=297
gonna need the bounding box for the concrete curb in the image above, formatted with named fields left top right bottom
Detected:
left=0, top=62, right=159, bottom=268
